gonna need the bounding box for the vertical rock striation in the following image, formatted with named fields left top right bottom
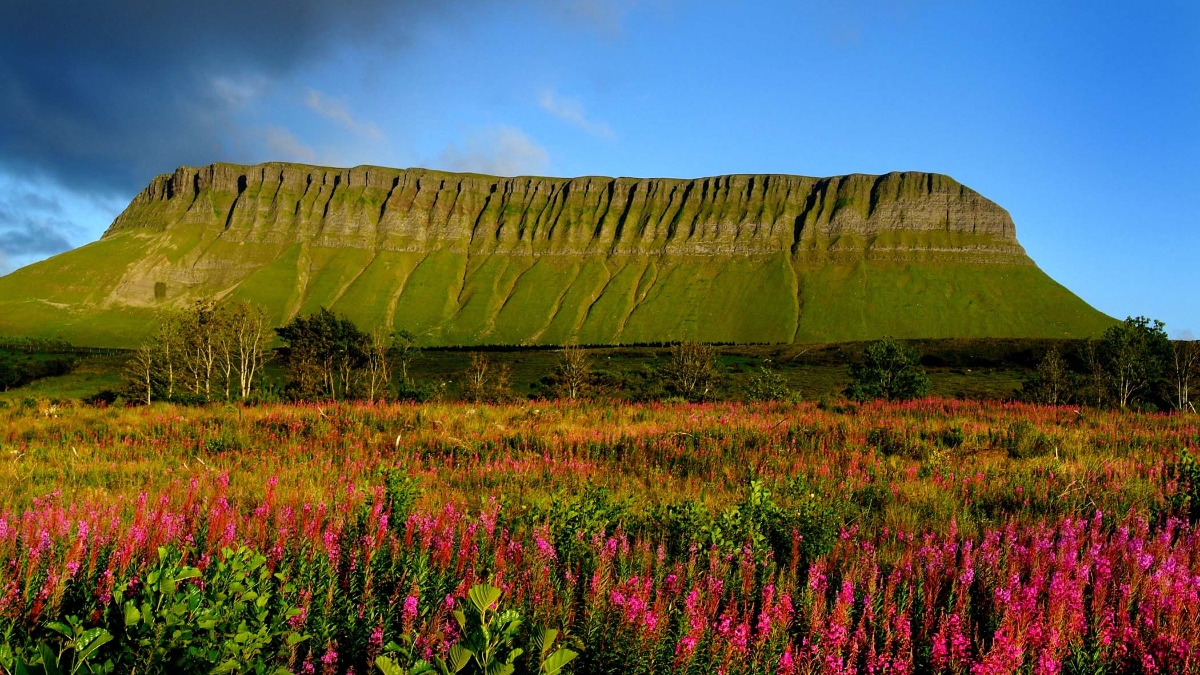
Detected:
left=0, top=162, right=1111, bottom=347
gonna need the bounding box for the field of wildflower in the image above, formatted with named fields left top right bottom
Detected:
left=0, top=398, right=1197, bottom=674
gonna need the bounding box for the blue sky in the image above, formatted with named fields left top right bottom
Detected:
left=1, top=1, right=1196, bottom=336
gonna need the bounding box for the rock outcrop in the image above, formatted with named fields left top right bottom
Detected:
left=108, top=163, right=1025, bottom=260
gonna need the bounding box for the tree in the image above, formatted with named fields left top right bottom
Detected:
left=276, top=308, right=369, bottom=401
left=222, top=301, right=272, bottom=400
left=1101, top=316, right=1170, bottom=409
left=746, top=365, right=791, bottom=402
left=461, top=353, right=513, bottom=403
left=1079, top=338, right=1108, bottom=407
left=363, top=327, right=392, bottom=404
left=845, top=338, right=931, bottom=402
left=662, top=341, right=723, bottom=401
left=389, top=329, right=422, bottom=385
left=155, top=310, right=182, bottom=399
left=1169, top=338, right=1198, bottom=413
left=124, top=341, right=160, bottom=405
left=1023, top=347, right=1072, bottom=405
left=550, top=343, right=594, bottom=400
left=178, top=300, right=223, bottom=399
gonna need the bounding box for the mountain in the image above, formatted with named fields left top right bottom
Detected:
left=0, top=162, right=1112, bottom=347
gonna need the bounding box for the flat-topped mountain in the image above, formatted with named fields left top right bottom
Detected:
left=0, top=162, right=1112, bottom=347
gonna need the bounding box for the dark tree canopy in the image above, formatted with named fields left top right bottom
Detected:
left=276, top=308, right=370, bottom=401
left=1101, top=316, right=1171, bottom=409
left=845, top=338, right=931, bottom=402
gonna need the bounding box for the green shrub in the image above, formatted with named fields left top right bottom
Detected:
left=1002, top=421, right=1056, bottom=459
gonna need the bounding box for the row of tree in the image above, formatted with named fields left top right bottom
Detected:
left=274, top=308, right=421, bottom=402
left=125, top=301, right=273, bottom=404
left=122, top=303, right=1196, bottom=410
left=1024, top=317, right=1197, bottom=411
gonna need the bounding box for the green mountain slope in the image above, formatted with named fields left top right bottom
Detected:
left=0, top=162, right=1113, bottom=347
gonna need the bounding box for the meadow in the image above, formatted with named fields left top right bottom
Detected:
left=0, top=398, right=1197, bottom=674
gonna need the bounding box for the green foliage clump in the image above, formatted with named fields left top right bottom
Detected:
left=845, top=338, right=930, bottom=402
left=1170, top=449, right=1200, bottom=523
left=1021, top=347, right=1073, bottom=405
left=745, top=366, right=791, bottom=402
left=868, top=427, right=931, bottom=461
left=1100, top=316, right=1171, bottom=409
left=0, top=547, right=305, bottom=675
left=376, top=584, right=577, bottom=675
left=1001, top=421, right=1057, bottom=460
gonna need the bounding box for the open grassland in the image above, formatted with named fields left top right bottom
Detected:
left=0, top=399, right=1198, bottom=673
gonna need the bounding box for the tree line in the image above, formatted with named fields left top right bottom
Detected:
left=117, top=303, right=1197, bottom=411
left=1022, top=316, right=1197, bottom=412
left=123, top=300, right=273, bottom=404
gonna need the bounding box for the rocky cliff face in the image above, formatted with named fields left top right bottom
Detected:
left=0, top=162, right=1111, bottom=347
left=107, top=163, right=1026, bottom=260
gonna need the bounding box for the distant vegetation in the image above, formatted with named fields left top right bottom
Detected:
left=1021, top=315, right=1196, bottom=412
left=2, top=302, right=1196, bottom=414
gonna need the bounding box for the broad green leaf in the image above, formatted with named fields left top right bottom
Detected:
left=537, top=629, right=558, bottom=657
left=124, top=603, right=141, bottom=627
left=72, top=631, right=113, bottom=673
left=375, top=656, right=404, bottom=675
left=541, top=648, right=578, bottom=675
left=175, top=568, right=202, bottom=581
left=467, top=585, right=501, bottom=614
left=448, top=644, right=472, bottom=673
left=38, top=643, right=62, bottom=675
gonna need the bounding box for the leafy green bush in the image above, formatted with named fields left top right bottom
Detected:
left=1001, top=421, right=1056, bottom=459
left=845, top=338, right=930, bottom=402
left=745, top=366, right=791, bottom=402
left=114, top=546, right=305, bottom=674
left=376, top=584, right=577, bottom=675
left=868, top=427, right=930, bottom=461
left=1170, top=449, right=1200, bottom=522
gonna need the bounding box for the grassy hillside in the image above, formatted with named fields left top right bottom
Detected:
left=0, top=163, right=1114, bottom=347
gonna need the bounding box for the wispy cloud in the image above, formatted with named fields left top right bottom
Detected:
left=210, top=76, right=269, bottom=110
left=538, top=90, right=615, bottom=139
left=305, top=89, right=384, bottom=140
left=436, top=126, right=550, bottom=177
left=263, top=126, right=317, bottom=163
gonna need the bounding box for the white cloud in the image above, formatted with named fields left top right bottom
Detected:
left=209, top=76, right=269, bottom=110
left=304, top=89, right=384, bottom=140
left=263, top=125, right=317, bottom=163
left=538, top=90, right=615, bottom=139
left=436, top=126, right=550, bottom=176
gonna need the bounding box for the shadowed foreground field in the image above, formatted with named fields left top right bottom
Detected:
left=0, top=400, right=1197, bottom=673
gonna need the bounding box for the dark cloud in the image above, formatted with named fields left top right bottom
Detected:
left=0, top=1, right=475, bottom=196
left=0, top=184, right=97, bottom=273
left=0, top=218, right=73, bottom=258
